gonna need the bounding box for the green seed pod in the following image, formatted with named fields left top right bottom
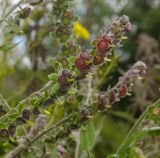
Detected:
left=0, top=129, right=9, bottom=139
left=15, top=117, right=26, bottom=125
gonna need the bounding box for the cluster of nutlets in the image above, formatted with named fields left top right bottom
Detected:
left=98, top=61, right=147, bottom=110
left=53, top=0, right=74, bottom=42
left=0, top=109, right=31, bottom=140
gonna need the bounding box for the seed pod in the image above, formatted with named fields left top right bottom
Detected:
left=0, top=129, right=9, bottom=139
left=93, top=55, right=104, bottom=65
left=58, top=69, right=73, bottom=86
left=0, top=109, right=7, bottom=117
left=108, top=90, right=116, bottom=104
left=15, top=117, right=26, bottom=125
left=81, top=109, right=90, bottom=121
left=124, top=22, right=132, bottom=33
left=98, top=94, right=107, bottom=111
left=32, top=107, right=40, bottom=115
left=43, top=98, right=55, bottom=108
left=97, top=36, right=112, bottom=56
left=8, top=124, right=16, bottom=136
left=75, top=52, right=92, bottom=71
left=22, top=109, right=31, bottom=120
left=118, top=84, right=128, bottom=97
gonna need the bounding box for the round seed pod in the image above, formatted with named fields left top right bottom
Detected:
left=97, top=36, right=112, bottom=56
left=22, top=109, right=31, bottom=120
left=0, top=129, right=9, bottom=139
left=15, top=117, right=26, bottom=125
left=32, top=107, right=40, bottom=115
left=75, top=52, right=92, bottom=71
left=8, top=124, right=16, bottom=136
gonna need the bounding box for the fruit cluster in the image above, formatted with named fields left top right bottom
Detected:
left=98, top=61, right=147, bottom=110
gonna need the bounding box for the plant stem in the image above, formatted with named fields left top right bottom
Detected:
left=115, top=105, right=153, bottom=156
left=87, top=150, right=92, bottom=158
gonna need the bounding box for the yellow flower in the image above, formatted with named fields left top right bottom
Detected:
left=74, top=22, right=90, bottom=40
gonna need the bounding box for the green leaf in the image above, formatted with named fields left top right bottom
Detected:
left=67, top=56, right=76, bottom=65
left=0, top=42, right=18, bottom=52
left=91, top=40, right=98, bottom=46
left=51, top=82, right=60, bottom=94
left=51, top=145, right=58, bottom=158
left=48, top=73, right=58, bottom=82
left=120, top=126, right=160, bottom=156
left=80, top=121, right=96, bottom=151
left=68, top=88, right=77, bottom=95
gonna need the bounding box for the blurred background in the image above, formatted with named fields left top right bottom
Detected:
left=0, top=0, right=160, bottom=157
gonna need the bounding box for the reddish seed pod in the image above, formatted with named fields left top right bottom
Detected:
left=58, top=69, right=73, bottom=86
left=81, top=109, right=90, bottom=121
left=97, top=36, right=112, bottom=55
left=58, top=75, right=67, bottom=86
left=118, top=84, right=127, bottom=97
left=0, top=129, right=9, bottom=139
left=93, top=55, right=104, bottom=65
left=22, top=109, right=31, bottom=120
left=108, top=90, right=116, bottom=104
left=75, top=52, right=92, bottom=71
left=62, top=69, right=73, bottom=78
left=98, top=94, right=107, bottom=111
left=8, top=124, right=16, bottom=136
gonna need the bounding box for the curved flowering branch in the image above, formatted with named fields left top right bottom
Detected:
left=0, top=15, right=132, bottom=143
left=5, top=61, right=147, bottom=157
